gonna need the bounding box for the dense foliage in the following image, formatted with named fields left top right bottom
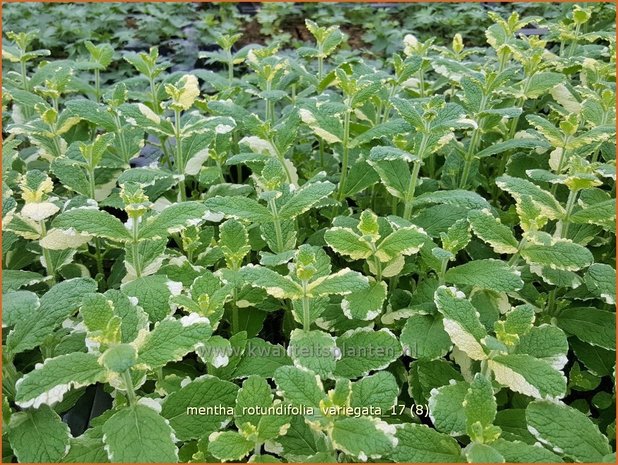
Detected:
left=2, top=2, right=616, bottom=463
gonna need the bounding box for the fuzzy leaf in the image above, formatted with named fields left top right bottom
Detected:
left=445, top=259, right=524, bottom=292
left=137, top=313, right=212, bottom=369
left=15, top=352, right=106, bottom=408
left=204, top=196, right=272, bottom=223
left=434, top=286, right=487, bottom=361
left=334, top=328, right=401, bottom=378
left=391, top=423, right=463, bottom=462
left=240, top=265, right=303, bottom=299
left=489, top=354, right=566, bottom=399
left=52, top=208, right=132, bottom=242
left=139, top=202, right=208, bottom=239
left=526, top=400, right=611, bottom=462
left=161, top=375, right=238, bottom=440
left=468, top=209, right=519, bottom=254
left=102, top=404, right=178, bottom=462
left=279, top=181, right=335, bottom=219
left=8, top=405, right=71, bottom=463
left=375, top=226, right=427, bottom=262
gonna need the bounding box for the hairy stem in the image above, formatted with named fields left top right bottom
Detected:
left=337, top=109, right=351, bottom=201
left=403, top=161, right=422, bottom=220
left=174, top=109, right=187, bottom=202
left=268, top=197, right=284, bottom=253
left=121, top=370, right=137, bottom=406
left=301, top=281, right=311, bottom=332
left=39, top=221, right=56, bottom=285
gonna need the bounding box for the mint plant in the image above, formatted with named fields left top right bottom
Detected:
left=2, top=3, right=616, bottom=463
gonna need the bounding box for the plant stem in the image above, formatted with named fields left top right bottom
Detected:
left=555, top=189, right=579, bottom=239
left=174, top=109, right=187, bottom=202
left=337, top=109, right=351, bottom=201
left=87, top=167, right=105, bottom=277
left=403, top=161, right=422, bottom=220
left=271, top=140, right=293, bottom=184
left=268, top=197, right=284, bottom=253
left=567, top=23, right=581, bottom=58
left=94, top=68, right=101, bottom=102
left=302, top=281, right=311, bottom=332
left=121, top=370, right=137, bottom=406
left=20, top=60, right=29, bottom=91
left=131, top=216, right=142, bottom=278
left=227, top=58, right=234, bottom=83
left=39, top=221, right=56, bottom=285
left=149, top=76, right=160, bottom=114
left=417, top=67, right=425, bottom=98
left=459, top=95, right=487, bottom=189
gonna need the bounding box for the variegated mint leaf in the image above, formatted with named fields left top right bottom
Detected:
left=102, top=404, right=178, bottom=462
left=15, top=352, right=107, bottom=408
left=136, top=313, right=212, bottom=370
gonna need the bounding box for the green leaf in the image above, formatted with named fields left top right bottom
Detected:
left=3, top=290, right=39, bottom=328
left=240, top=265, right=303, bottom=299
left=468, top=209, right=519, bottom=254
left=341, top=281, right=387, bottom=320
left=342, top=159, right=380, bottom=197
left=137, top=313, right=212, bottom=369
left=350, top=371, right=399, bottom=411
left=464, top=442, right=504, bottom=463
left=556, top=307, right=616, bottom=350
left=434, top=286, right=487, bottom=361
left=204, top=195, right=272, bottom=223
left=445, top=259, right=524, bottom=292
left=368, top=158, right=410, bottom=199
left=489, top=354, right=566, bottom=399
left=139, top=202, right=208, bottom=239
left=334, top=328, right=401, bottom=378
left=162, top=375, right=238, bottom=440
left=121, top=275, right=180, bottom=322
left=496, top=175, right=565, bottom=220
left=65, top=99, right=117, bottom=131
left=464, top=374, right=497, bottom=437
left=274, top=366, right=325, bottom=408
left=15, top=352, right=106, bottom=408
left=234, top=375, right=272, bottom=429
left=391, top=423, right=463, bottom=462
left=331, top=417, right=397, bottom=460
left=526, top=400, right=611, bottom=462
left=570, top=199, right=616, bottom=229
left=7, top=278, right=97, bottom=355
left=585, top=264, right=616, bottom=304
left=2, top=269, right=45, bottom=292
left=476, top=138, right=549, bottom=158
left=208, top=431, right=254, bottom=462
left=288, top=329, right=337, bottom=377
left=521, top=237, right=594, bottom=271
left=324, top=227, right=372, bottom=260
left=219, top=219, right=250, bottom=267
left=491, top=438, right=563, bottom=463
left=428, top=381, right=468, bottom=436
left=279, top=181, right=335, bottom=219
left=8, top=405, right=71, bottom=463
left=52, top=208, right=132, bottom=242
left=234, top=338, right=292, bottom=378
left=414, top=189, right=491, bottom=211
left=308, top=268, right=369, bottom=297
left=401, top=313, right=452, bottom=360
left=515, top=325, right=568, bottom=370
left=102, top=404, right=178, bottom=462
left=525, top=72, right=565, bottom=98
left=375, top=226, right=427, bottom=262
left=100, top=344, right=137, bottom=373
